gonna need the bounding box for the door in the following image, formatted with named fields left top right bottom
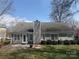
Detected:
left=22, top=35, right=27, bottom=43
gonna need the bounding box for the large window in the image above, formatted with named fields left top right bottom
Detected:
left=51, top=34, right=58, bottom=40
left=67, top=33, right=73, bottom=37
left=59, top=33, right=73, bottom=37
left=59, top=33, right=67, bottom=37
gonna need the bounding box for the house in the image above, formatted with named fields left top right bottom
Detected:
left=0, top=28, right=7, bottom=41
left=4, top=20, right=74, bottom=44
left=0, top=24, right=7, bottom=42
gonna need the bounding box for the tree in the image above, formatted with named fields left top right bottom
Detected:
left=50, top=0, right=79, bottom=23
left=0, top=0, right=13, bottom=17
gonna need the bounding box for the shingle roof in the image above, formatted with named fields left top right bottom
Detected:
left=8, top=22, right=74, bottom=33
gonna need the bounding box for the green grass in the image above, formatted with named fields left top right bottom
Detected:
left=0, top=45, right=79, bottom=59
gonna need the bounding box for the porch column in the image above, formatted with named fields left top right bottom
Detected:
left=22, top=34, right=23, bottom=43
left=10, top=34, right=12, bottom=44
left=26, top=34, right=28, bottom=43
left=20, top=34, right=22, bottom=43
left=11, top=34, right=14, bottom=44
left=26, top=34, right=28, bottom=44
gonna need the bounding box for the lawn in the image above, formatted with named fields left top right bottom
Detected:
left=0, top=45, right=79, bottom=59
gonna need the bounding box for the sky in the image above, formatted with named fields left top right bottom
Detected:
left=9, top=0, right=79, bottom=22
left=1, top=0, right=79, bottom=27
left=13, top=0, right=51, bottom=22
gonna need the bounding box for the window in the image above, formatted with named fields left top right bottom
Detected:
left=23, top=35, right=26, bottom=42
left=51, top=34, right=58, bottom=40
left=59, top=33, right=73, bottom=37
left=45, top=34, right=50, bottom=37
left=17, top=35, right=19, bottom=40
left=59, top=33, right=67, bottom=37
left=67, top=34, right=73, bottom=37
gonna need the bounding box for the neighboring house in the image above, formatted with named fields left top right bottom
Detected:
left=4, top=21, right=74, bottom=44
left=0, top=28, right=7, bottom=41
left=0, top=24, right=7, bottom=42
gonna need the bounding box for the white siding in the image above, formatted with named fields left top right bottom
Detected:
left=58, top=37, right=74, bottom=41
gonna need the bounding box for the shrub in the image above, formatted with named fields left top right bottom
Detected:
left=41, top=40, right=47, bottom=44
left=0, top=38, right=10, bottom=45
left=46, top=40, right=52, bottom=44
left=70, top=40, right=76, bottom=45
left=63, top=40, right=70, bottom=45
left=58, top=40, right=62, bottom=44
left=52, top=41, right=58, bottom=45
left=76, top=40, right=79, bottom=45
left=3, top=39, right=10, bottom=45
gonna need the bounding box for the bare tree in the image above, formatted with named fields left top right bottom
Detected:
left=0, top=0, right=13, bottom=17
left=50, top=0, right=79, bottom=23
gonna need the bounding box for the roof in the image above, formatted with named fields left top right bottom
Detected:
left=41, top=22, right=73, bottom=31
left=8, top=22, right=74, bottom=33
